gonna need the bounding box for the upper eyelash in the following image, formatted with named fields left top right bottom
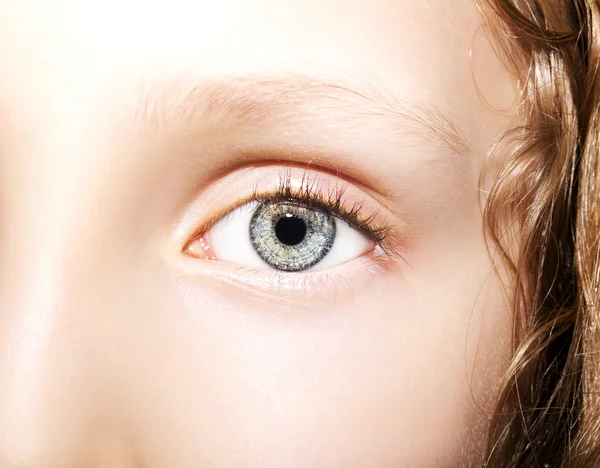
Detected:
left=249, top=170, right=393, bottom=245
left=186, top=168, right=400, bottom=261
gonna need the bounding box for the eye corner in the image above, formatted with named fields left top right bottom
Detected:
left=182, top=232, right=215, bottom=260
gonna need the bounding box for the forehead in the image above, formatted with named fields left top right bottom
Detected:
left=0, top=0, right=479, bottom=109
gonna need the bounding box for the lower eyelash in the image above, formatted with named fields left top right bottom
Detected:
left=208, top=247, right=398, bottom=301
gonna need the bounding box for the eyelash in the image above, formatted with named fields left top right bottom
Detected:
left=184, top=168, right=400, bottom=264
left=251, top=173, right=392, bottom=245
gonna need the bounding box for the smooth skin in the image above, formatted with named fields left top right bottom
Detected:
left=0, top=0, right=516, bottom=467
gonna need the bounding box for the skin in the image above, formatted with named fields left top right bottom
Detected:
left=0, top=0, right=516, bottom=467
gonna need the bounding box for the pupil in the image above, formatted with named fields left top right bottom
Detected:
left=275, top=214, right=307, bottom=246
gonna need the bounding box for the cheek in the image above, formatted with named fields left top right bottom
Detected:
left=119, top=250, right=512, bottom=468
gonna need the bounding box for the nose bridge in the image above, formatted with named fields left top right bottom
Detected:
left=0, top=270, right=85, bottom=466
left=0, top=133, right=113, bottom=466
left=0, top=201, right=100, bottom=466
left=0, top=7, right=141, bottom=465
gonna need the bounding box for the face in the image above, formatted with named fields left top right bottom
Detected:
left=0, top=0, right=516, bottom=466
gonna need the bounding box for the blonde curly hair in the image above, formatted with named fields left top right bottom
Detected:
left=481, top=0, right=600, bottom=466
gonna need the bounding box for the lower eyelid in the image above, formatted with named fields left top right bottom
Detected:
left=176, top=248, right=396, bottom=305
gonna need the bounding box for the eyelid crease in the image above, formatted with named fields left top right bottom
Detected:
left=202, top=157, right=402, bottom=219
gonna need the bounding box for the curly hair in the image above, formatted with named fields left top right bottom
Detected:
left=480, top=0, right=600, bottom=466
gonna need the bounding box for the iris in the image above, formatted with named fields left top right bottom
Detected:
left=249, top=201, right=336, bottom=271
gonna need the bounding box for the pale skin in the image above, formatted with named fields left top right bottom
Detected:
left=0, top=0, right=516, bottom=467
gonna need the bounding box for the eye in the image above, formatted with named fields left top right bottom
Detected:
left=187, top=199, right=375, bottom=272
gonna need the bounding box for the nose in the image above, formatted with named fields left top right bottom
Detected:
left=0, top=225, right=103, bottom=467
left=0, top=265, right=88, bottom=466
left=0, top=176, right=133, bottom=468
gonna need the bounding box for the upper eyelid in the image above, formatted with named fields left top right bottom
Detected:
left=185, top=181, right=383, bottom=243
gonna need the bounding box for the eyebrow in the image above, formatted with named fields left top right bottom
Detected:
left=134, top=74, right=471, bottom=157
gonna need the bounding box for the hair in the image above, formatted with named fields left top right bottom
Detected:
left=479, top=0, right=600, bottom=466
